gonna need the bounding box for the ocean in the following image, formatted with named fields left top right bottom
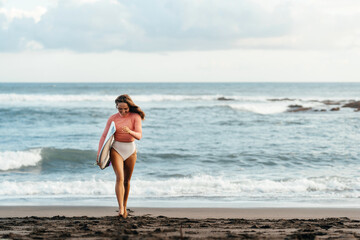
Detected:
left=0, top=82, right=359, bottom=207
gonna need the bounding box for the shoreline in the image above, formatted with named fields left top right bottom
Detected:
left=1, top=206, right=360, bottom=219
left=1, top=207, right=360, bottom=239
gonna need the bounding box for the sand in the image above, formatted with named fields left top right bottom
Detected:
left=1, top=207, right=360, bottom=239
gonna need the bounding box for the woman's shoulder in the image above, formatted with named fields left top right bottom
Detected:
left=129, top=112, right=141, bottom=120
left=108, top=113, right=118, bottom=120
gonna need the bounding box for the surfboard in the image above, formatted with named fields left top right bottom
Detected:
left=97, top=121, right=116, bottom=170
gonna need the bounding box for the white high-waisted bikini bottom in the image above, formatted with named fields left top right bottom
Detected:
left=112, top=141, right=136, bottom=161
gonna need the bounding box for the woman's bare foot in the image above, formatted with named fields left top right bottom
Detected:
left=118, top=207, right=125, bottom=217
left=123, top=209, right=128, bottom=219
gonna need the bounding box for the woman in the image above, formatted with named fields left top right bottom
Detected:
left=97, top=94, right=145, bottom=218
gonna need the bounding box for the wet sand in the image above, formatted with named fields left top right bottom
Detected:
left=1, top=207, right=360, bottom=239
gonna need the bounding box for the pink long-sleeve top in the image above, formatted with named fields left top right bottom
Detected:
left=97, top=112, right=142, bottom=156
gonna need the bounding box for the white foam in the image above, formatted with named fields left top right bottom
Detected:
left=227, top=99, right=327, bottom=114
left=228, top=103, right=289, bottom=114
left=134, top=94, right=218, bottom=102
left=0, top=93, right=221, bottom=103
left=134, top=95, right=273, bottom=102
left=132, top=175, right=360, bottom=199
left=1, top=175, right=358, bottom=200
left=0, top=94, right=114, bottom=103
left=0, top=149, right=42, bottom=171
left=1, top=93, right=357, bottom=105
left=0, top=179, right=113, bottom=196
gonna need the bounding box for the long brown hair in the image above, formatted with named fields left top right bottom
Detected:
left=115, top=94, right=145, bottom=120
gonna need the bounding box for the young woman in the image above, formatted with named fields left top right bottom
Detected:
left=97, top=94, right=145, bottom=218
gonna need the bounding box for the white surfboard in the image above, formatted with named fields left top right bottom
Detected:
left=97, top=121, right=116, bottom=170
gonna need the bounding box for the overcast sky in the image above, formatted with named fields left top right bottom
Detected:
left=1, top=0, right=360, bottom=82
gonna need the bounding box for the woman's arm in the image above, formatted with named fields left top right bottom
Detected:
left=122, top=115, right=142, bottom=140
left=97, top=117, right=112, bottom=158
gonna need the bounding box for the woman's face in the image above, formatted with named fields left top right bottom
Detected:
left=117, top=102, right=129, bottom=116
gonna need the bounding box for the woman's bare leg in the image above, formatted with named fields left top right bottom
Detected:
left=110, top=149, right=125, bottom=215
left=123, top=151, right=137, bottom=217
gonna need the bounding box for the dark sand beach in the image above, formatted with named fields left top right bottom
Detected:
left=1, top=207, right=360, bottom=239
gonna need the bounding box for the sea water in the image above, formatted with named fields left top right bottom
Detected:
left=0, top=82, right=359, bottom=207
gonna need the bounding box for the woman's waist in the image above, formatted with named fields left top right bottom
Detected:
left=114, top=134, right=135, bottom=142
left=113, top=140, right=135, bottom=143
left=112, top=141, right=136, bottom=148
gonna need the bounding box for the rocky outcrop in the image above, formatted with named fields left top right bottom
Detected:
left=288, top=105, right=303, bottom=108
left=279, top=99, right=360, bottom=113
left=321, top=100, right=342, bottom=105
left=342, top=101, right=360, bottom=109
left=217, top=97, right=234, bottom=101
left=268, top=98, right=295, bottom=102
left=288, top=107, right=312, bottom=112
left=342, top=101, right=360, bottom=112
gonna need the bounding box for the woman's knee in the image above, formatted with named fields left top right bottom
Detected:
left=124, top=179, right=130, bottom=187
left=116, top=176, right=124, bottom=184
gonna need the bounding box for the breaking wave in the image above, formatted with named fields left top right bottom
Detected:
left=0, top=149, right=42, bottom=171
left=0, top=175, right=359, bottom=200
left=1, top=93, right=358, bottom=104
left=0, top=148, right=96, bottom=172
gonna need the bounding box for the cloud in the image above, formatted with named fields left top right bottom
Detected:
left=0, top=0, right=291, bottom=52
left=0, top=4, right=47, bottom=51
left=288, top=0, right=360, bottom=50
left=33, top=0, right=139, bottom=52
left=124, top=0, right=291, bottom=51
left=2, top=0, right=360, bottom=52
left=0, top=6, right=47, bottom=27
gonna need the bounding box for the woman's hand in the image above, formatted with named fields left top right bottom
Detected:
left=122, top=126, right=142, bottom=140
left=122, top=126, right=131, bottom=134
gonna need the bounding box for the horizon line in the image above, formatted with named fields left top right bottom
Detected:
left=1, top=81, right=360, bottom=84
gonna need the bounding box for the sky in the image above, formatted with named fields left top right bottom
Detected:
left=0, top=0, right=360, bottom=82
